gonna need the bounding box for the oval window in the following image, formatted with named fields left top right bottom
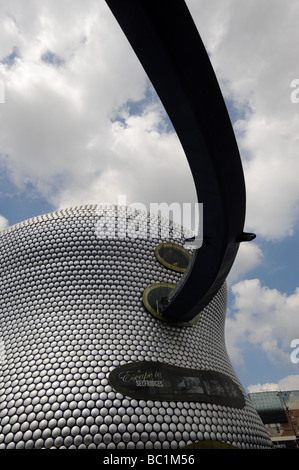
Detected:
left=155, top=243, right=191, bottom=273
left=142, top=282, right=175, bottom=320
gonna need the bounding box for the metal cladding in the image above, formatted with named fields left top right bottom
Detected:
left=0, top=206, right=272, bottom=449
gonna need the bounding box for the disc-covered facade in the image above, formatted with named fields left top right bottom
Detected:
left=0, top=206, right=272, bottom=449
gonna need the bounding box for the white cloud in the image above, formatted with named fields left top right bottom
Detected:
left=248, top=375, right=299, bottom=393
left=227, top=241, right=264, bottom=286
left=236, top=116, right=299, bottom=240
left=0, top=214, right=8, bottom=231
left=0, top=0, right=298, bottom=246
left=226, top=279, right=299, bottom=366
left=0, top=0, right=297, bottom=400
left=0, top=2, right=296, bottom=272
left=186, top=0, right=299, bottom=241
left=0, top=0, right=196, bottom=220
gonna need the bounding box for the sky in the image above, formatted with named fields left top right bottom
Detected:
left=0, top=0, right=298, bottom=395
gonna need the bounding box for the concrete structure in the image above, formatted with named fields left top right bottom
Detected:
left=249, top=390, right=299, bottom=449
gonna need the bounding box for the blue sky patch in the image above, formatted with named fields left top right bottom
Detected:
left=41, top=50, right=65, bottom=67
left=1, top=46, right=20, bottom=67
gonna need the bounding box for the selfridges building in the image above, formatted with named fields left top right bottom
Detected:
left=0, top=205, right=272, bottom=449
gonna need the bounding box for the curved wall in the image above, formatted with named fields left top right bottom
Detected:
left=0, top=206, right=272, bottom=449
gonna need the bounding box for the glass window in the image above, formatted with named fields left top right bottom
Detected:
left=155, top=243, right=191, bottom=273
left=142, top=282, right=175, bottom=319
